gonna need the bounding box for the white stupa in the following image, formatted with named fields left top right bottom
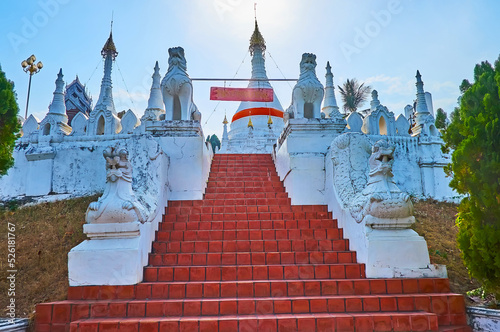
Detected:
left=219, top=19, right=285, bottom=153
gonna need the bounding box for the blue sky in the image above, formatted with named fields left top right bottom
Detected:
left=1, top=0, right=500, bottom=138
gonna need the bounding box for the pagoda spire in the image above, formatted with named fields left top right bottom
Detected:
left=146, top=61, right=164, bottom=112
left=248, top=17, right=270, bottom=85
left=94, top=30, right=117, bottom=114
left=322, top=61, right=341, bottom=118
left=415, top=70, right=429, bottom=115
left=370, top=90, right=381, bottom=111
left=47, top=68, right=67, bottom=122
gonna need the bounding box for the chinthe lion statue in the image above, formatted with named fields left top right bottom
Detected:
left=161, top=47, right=201, bottom=121
left=284, top=53, right=324, bottom=121
left=350, top=140, right=414, bottom=229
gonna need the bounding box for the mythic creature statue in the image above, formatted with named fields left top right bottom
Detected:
left=86, top=146, right=146, bottom=224
left=284, top=53, right=324, bottom=121
left=350, top=140, right=414, bottom=228
left=160, top=47, right=201, bottom=121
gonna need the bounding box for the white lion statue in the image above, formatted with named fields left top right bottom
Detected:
left=161, top=47, right=201, bottom=121
left=284, top=53, right=324, bottom=121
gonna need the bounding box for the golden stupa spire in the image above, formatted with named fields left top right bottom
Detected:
left=247, top=117, right=254, bottom=128
left=101, top=18, right=118, bottom=60
left=223, top=114, right=228, bottom=125
left=249, top=4, right=265, bottom=55
left=267, top=115, right=273, bottom=125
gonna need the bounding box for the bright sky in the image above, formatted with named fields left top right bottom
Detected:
left=1, top=0, right=500, bottom=139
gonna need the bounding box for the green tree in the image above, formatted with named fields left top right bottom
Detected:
left=337, top=78, right=371, bottom=113
left=0, top=66, right=21, bottom=176
left=435, top=107, right=447, bottom=129
left=441, top=57, right=500, bottom=298
left=209, top=134, right=221, bottom=153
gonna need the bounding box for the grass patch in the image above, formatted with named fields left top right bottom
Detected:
left=412, top=199, right=480, bottom=298
left=0, top=195, right=99, bottom=321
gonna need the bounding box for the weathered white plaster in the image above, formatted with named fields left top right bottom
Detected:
left=467, top=307, right=500, bottom=332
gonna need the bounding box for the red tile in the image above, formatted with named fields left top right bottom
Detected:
left=67, top=286, right=83, bottom=300
left=159, top=321, right=178, bottom=331
left=284, top=266, right=299, bottom=280
left=82, top=286, right=100, bottom=299
left=316, top=317, right=336, bottom=332
left=380, top=297, right=397, bottom=311
left=71, top=304, right=90, bottom=321
left=328, top=298, right=345, bottom=313
left=239, top=318, right=258, bottom=332
left=304, top=281, right=321, bottom=296
left=449, top=295, right=466, bottom=314
left=354, top=315, right=374, bottom=332
left=220, top=283, right=237, bottom=297
left=200, top=320, right=219, bottom=332
left=418, top=279, right=435, bottom=293
left=238, top=282, right=254, bottom=297
left=179, top=320, right=198, bottom=332
left=116, top=285, right=136, bottom=299
left=204, top=283, right=220, bottom=298
left=184, top=301, right=201, bottom=316
left=158, top=267, right=173, bottom=282
left=151, top=284, right=167, bottom=299
left=238, top=300, right=256, bottom=314
left=414, top=296, right=431, bottom=311
left=298, top=266, right=314, bottom=279
left=336, top=316, right=354, bottom=331
left=292, top=299, right=310, bottom=313
left=255, top=282, right=270, bottom=297
left=397, top=296, right=415, bottom=311
left=146, top=301, right=164, bottom=317
left=431, top=296, right=448, bottom=315
left=258, top=319, right=277, bottom=332
left=164, top=301, right=182, bottom=316
left=370, top=280, right=387, bottom=294
left=221, top=266, right=237, bottom=281
left=338, top=280, right=354, bottom=295
left=237, top=266, right=253, bottom=280
left=109, top=302, right=127, bottom=317
left=373, top=314, right=392, bottom=331
left=220, top=300, right=237, bottom=315
left=186, top=283, right=203, bottom=298
left=202, top=301, right=219, bottom=316
left=322, top=280, right=338, bottom=295
left=386, top=279, right=403, bottom=294
left=269, top=266, right=283, bottom=280
left=219, top=320, right=238, bottom=332
left=169, top=284, right=185, bottom=299
left=288, top=281, right=304, bottom=296
left=256, top=300, right=274, bottom=315
left=345, top=297, right=363, bottom=312
left=402, top=279, right=418, bottom=294
left=277, top=318, right=296, bottom=332
left=136, top=284, right=152, bottom=299
left=206, top=267, right=221, bottom=281
left=435, top=278, right=451, bottom=293
left=410, top=315, right=429, bottom=331
left=310, top=299, right=327, bottom=313
left=391, top=314, right=411, bottom=332
left=254, top=266, right=269, bottom=280
left=363, top=297, right=380, bottom=311
left=274, top=300, right=292, bottom=314
left=128, top=302, right=146, bottom=317
left=190, top=267, right=206, bottom=281
left=330, top=265, right=345, bottom=279
left=90, top=303, right=109, bottom=318
left=297, top=318, right=316, bottom=332
left=36, top=304, right=53, bottom=324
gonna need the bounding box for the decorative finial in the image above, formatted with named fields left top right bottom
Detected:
left=101, top=24, right=118, bottom=60
left=326, top=61, right=332, bottom=73
left=249, top=11, right=266, bottom=55
left=267, top=115, right=273, bottom=125
left=223, top=114, right=228, bottom=125
left=247, top=117, right=254, bottom=128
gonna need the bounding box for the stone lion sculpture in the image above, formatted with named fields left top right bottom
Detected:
left=284, top=53, right=324, bottom=121
left=331, top=134, right=414, bottom=229
left=161, top=47, right=201, bottom=121
left=86, top=146, right=146, bottom=224
left=350, top=140, right=414, bottom=228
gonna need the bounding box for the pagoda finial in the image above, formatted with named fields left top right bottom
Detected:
left=247, top=117, right=254, bottom=128
left=101, top=21, right=118, bottom=60
left=223, top=114, right=228, bottom=125
left=249, top=9, right=266, bottom=55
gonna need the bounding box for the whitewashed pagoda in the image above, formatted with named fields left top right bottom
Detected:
left=219, top=19, right=285, bottom=153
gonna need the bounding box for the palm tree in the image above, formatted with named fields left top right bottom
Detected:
left=338, top=79, right=372, bottom=113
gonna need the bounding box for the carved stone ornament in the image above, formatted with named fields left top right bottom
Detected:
left=161, top=47, right=201, bottom=121
left=86, top=146, right=147, bottom=224
left=350, top=140, right=414, bottom=228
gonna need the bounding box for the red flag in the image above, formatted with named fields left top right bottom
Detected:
left=210, top=87, right=274, bottom=102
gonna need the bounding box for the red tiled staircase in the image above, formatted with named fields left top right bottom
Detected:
left=36, top=154, right=471, bottom=331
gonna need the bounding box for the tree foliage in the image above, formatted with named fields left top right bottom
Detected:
left=209, top=134, right=221, bottom=153
left=337, top=78, right=371, bottom=113
left=441, top=57, right=500, bottom=298
left=435, top=108, right=447, bottom=129
left=0, top=66, right=21, bottom=176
